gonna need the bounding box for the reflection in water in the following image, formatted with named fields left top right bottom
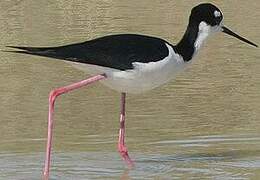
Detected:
left=120, top=169, right=130, bottom=180
left=0, top=0, right=260, bottom=179
left=1, top=141, right=260, bottom=180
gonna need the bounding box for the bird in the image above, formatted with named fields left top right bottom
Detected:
left=5, top=3, right=257, bottom=180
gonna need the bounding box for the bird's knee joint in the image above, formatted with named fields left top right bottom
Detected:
left=49, top=89, right=61, bottom=103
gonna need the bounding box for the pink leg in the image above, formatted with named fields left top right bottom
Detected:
left=42, top=74, right=107, bottom=180
left=117, top=92, right=134, bottom=167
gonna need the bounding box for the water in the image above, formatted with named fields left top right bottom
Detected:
left=0, top=0, right=260, bottom=179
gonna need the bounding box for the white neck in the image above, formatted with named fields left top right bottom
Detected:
left=194, top=22, right=211, bottom=53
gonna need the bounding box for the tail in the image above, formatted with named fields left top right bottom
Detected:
left=4, top=45, right=62, bottom=59
left=3, top=42, right=118, bottom=69
left=4, top=42, right=90, bottom=63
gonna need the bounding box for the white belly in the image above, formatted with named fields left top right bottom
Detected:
left=68, top=44, right=187, bottom=94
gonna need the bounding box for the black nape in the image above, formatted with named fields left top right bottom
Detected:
left=174, top=21, right=199, bottom=62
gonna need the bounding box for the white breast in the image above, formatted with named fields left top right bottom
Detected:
left=68, top=43, right=187, bottom=94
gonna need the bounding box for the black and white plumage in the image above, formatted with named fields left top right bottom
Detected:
left=5, top=3, right=258, bottom=179
left=8, top=34, right=170, bottom=70
left=6, top=3, right=257, bottom=94
left=7, top=34, right=185, bottom=93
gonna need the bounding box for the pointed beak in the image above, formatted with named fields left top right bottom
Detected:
left=222, top=26, right=258, bottom=47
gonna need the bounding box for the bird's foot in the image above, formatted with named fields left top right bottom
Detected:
left=118, top=144, right=134, bottom=168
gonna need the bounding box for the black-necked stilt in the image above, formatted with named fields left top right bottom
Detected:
left=5, top=3, right=257, bottom=180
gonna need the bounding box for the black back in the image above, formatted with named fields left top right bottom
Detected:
left=7, top=34, right=170, bottom=70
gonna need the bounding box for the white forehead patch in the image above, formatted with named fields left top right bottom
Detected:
left=214, top=10, right=221, bottom=17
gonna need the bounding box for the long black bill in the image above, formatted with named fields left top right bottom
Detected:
left=222, top=26, right=258, bottom=47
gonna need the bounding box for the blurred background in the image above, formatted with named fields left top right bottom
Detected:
left=0, top=0, right=259, bottom=179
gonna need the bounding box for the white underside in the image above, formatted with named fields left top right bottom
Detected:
left=68, top=43, right=187, bottom=94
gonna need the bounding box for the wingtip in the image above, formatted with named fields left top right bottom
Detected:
left=6, top=45, right=16, bottom=48
left=1, top=50, right=27, bottom=54
left=5, top=45, right=30, bottom=51
left=2, top=46, right=25, bottom=53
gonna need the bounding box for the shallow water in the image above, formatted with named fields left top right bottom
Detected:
left=0, top=0, right=260, bottom=179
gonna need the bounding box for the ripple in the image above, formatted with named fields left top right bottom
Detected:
left=0, top=151, right=259, bottom=179
left=148, top=135, right=260, bottom=147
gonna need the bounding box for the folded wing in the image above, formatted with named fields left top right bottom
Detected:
left=6, top=34, right=170, bottom=71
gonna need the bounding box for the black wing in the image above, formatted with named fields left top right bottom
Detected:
left=6, top=34, right=170, bottom=70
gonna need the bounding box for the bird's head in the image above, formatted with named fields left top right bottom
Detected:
left=189, top=3, right=257, bottom=48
